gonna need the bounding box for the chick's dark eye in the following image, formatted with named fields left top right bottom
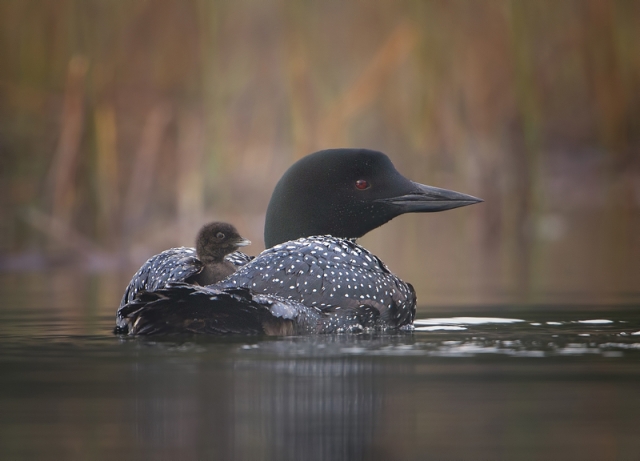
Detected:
left=355, top=179, right=370, bottom=190
left=216, top=232, right=225, bottom=239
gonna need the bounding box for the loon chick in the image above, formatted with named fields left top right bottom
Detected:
left=117, top=148, right=482, bottom=335
left=191, top=222, right=251, bottom=286
left=119, top=222, right=250, bottom=308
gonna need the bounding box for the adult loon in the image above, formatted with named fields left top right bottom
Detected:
left=116, top=148, right=481, bottom=335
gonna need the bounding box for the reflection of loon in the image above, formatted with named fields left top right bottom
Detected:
left=116, top=148, right=481, bottom=335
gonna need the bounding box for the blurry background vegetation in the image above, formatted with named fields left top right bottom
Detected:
left=1, top=0, right=639, bottom=310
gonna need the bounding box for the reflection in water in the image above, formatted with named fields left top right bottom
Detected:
left=127, top=339, right=383, bottom=460
left=411, top=316, right=640, bottom=357
left=231, top=355, right=380, bottom=461
left=117, top=334, right=394, bottom=460
left=1, top=309, right=640, bottom=460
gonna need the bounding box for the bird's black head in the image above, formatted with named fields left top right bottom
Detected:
left=196, top=222, right=251, bottom=264
left=264, top=148, right=482, bottom=247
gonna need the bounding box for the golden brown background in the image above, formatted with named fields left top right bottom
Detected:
left=1, top=0, right=639, bottom=310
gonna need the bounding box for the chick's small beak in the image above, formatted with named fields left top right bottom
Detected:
left=235, top=238, right=251, bottom=247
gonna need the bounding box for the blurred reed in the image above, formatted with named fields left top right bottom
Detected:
left=0, top=0, right=638, bottom=305
left=45, top=56, right=88, bottom=236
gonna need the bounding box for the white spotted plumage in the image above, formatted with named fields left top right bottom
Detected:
left=120, top=247, right=253, bottom=308
left=219, top=235, right=416, bottom=328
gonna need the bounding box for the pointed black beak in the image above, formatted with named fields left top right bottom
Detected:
left=375, top=181, right=483, bottom=213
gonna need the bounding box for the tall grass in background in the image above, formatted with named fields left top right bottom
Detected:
left=1, top=0, right=638, bottom=306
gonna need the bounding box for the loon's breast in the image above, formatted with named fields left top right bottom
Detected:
left=219, top=236, right=416, bottom=328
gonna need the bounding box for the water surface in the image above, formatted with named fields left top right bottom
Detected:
left=1, top=278, right=640, bottom=460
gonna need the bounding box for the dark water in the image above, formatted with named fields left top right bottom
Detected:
left=1, top=290, right=640, bottom=460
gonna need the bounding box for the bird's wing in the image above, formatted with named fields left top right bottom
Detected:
left=120, top=247, right=203, bottom=308
left=116, top=284, right=323, bottom=335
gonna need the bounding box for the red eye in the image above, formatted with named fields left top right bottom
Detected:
left=355, top=179, right=370, bottom=190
